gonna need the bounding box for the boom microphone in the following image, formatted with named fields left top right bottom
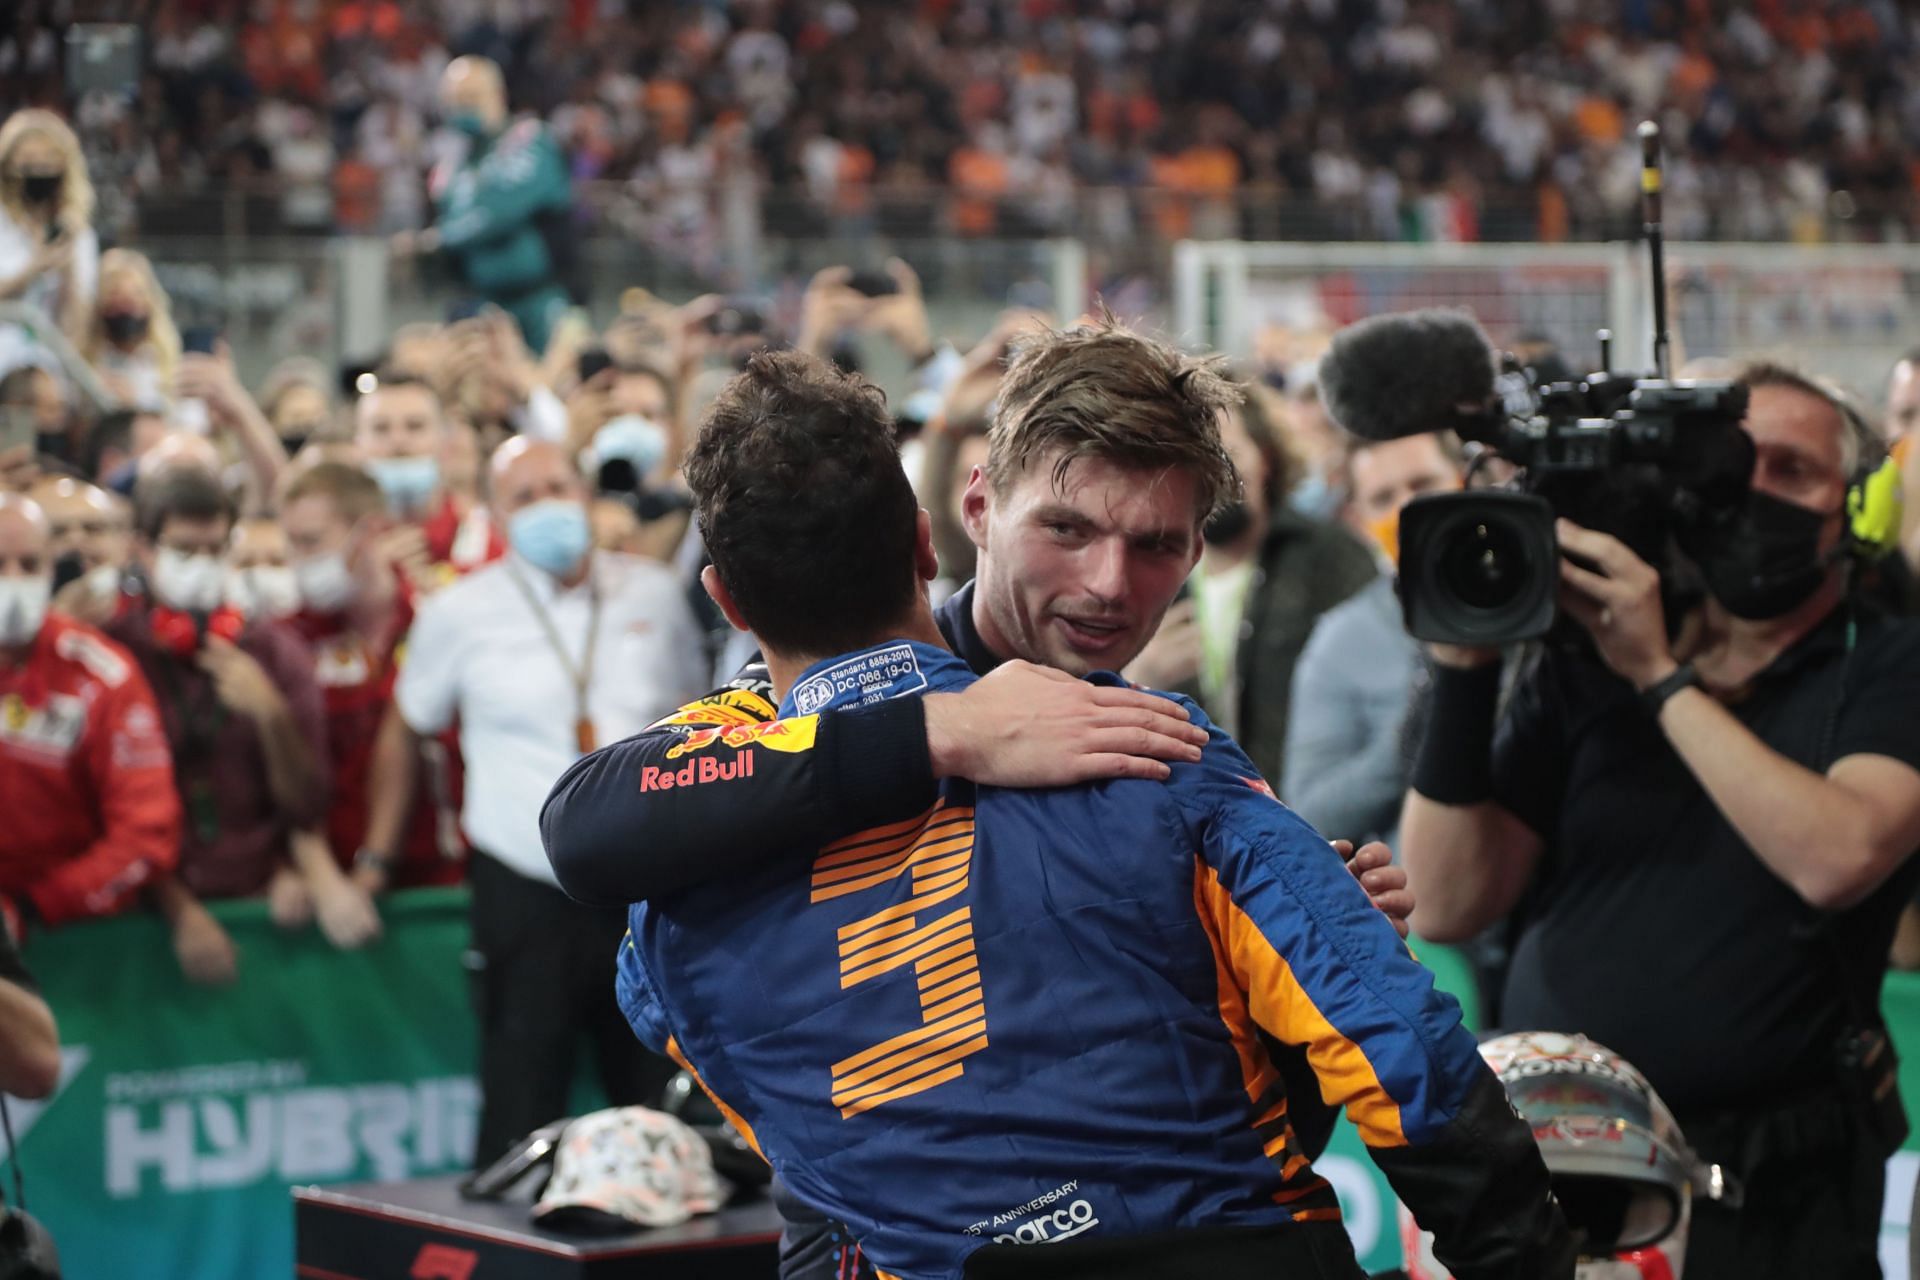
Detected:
left=1317, top=308, right=1501, bottom=443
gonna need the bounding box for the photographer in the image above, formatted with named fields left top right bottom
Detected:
left=1401, top=363, right=1920, bottom=1277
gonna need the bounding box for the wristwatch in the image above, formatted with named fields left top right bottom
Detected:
left=353, top=846, right=396, bottom=877
left=1638, top=663, right=1701, bottom=718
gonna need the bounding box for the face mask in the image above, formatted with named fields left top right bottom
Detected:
left=1365, top=509, right=1400, bottom=567
left=1690, top=490, right=1839, bottom=620
left=227, top=565, right=300, bottom=619
left=152, top=547, right=228, bottom=613
left=1289, top=472, right=1341, bottom=522
left=508, top=499, right=591, bottom=577
left=585, top=415, right=670, bottom=483
left=51, top=550, right=86, bottom=596
left=20, top=171, right=62, bottom=206
left=1202, top=501, right=1254, bottom=547
left=102, top=312, right=151, bottom=346
left=293, top=549, right=357, bottom=613
left=0, top=575, right=50, bottom=647
left=366, top=455, right=441, bottom=517
left=84, top=563, right=121, bottom=598
left=277, top=427, right=322, bottom=457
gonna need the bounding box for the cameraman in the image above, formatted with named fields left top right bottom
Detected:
left=1401, top=363, right=1920, bottom=1278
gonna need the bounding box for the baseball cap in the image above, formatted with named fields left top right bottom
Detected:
left=532, top=1107, right=729, bottom=1232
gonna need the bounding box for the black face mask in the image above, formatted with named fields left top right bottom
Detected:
left=19, top=171, right=62, bottom=206
left=1202, top=501, right=1256, bottom=547
left=1691, top=490, right=1839, bottom=620
left=102, top=312, right=150, bottom=345
left=50, top=550, right=86, bottom=596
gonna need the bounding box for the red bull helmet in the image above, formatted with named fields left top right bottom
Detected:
left=1400, top=1031, right=1735, bottom=1280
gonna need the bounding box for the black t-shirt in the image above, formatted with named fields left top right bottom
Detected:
left=1493, top=602, right=1920, bottom=1117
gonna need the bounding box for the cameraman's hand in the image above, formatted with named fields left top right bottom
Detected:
left=1556, top=518, right=1676, bottom=690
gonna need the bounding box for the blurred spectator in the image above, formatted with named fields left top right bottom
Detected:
left=16, top=3, right=1920, bottom=245
left=352, top=372, right=501, bottom=583
left=1284, top=431, right=1465, bottom=847
left=391, top=56, right=574, bottom=353
left=391, top=437, right=704, bottom=1166
left=1885, top=348, right=1920, bottom=584
left=0, top=492, right=180, bottom=931
left=1124, top=385, right=1375, bottom=787
left=87, top=405, right=170, bottom=489
left=0, top=109, right=96, bottom=375
left=82, top=249, right=179, bottom=410
left=224, top=515, right=299, bottom=622
left=107, top=465, right=327, bottom=985
left=0, top=364, right=72, bottom=463
left=256, top=356, right=339, bottom=454
left=279, top=461, right=458, bottom=893
left=31, top=475, right=131, bottom=620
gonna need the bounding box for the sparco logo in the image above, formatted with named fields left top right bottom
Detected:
left=993, top=1199, right=1099, bottom=1245
left=639, top=752, right=756, bottom=792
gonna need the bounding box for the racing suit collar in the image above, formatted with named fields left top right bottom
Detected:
left=778, top=639, right=973, bottom=719
left=934, top=579, right=1005, bottom=677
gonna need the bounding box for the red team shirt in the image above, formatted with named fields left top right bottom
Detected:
left=289, top=586, right=465, bottom=889
left=0, top=614, right=182, bottom=924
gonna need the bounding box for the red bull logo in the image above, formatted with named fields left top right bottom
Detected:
left=641, top=751, right=757, bottom=791
left=665, top=718, right=808, bottom=760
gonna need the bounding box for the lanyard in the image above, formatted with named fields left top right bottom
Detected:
left=503, top=558, right=602, bottom=753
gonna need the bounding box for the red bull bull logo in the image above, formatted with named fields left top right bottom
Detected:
left=664, top=718, right=814, bottom=759
left=640, top=751, right=757, bottom=791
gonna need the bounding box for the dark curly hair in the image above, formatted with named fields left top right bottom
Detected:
left=686, top=349, right=920, bottom=659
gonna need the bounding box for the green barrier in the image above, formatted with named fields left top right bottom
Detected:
left=14, top=896, right=1918, bottom=1279
left=17, top=889, right=480, bottom=1280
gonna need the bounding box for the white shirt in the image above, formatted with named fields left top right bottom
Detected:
left=396, top=548, right=707, bottom=884
left=0, top=209, right=98, bottom=381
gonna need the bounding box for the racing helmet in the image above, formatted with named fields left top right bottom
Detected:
left=1401, top=1031, right=1732, bottom=1280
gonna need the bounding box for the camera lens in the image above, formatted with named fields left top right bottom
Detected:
left=1397, top=490, right=1558, bottom=645
left=1439, top=518, right=1529, bottom=611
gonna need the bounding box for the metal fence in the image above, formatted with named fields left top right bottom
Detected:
left=1171, top=241, right=1920, bottom=401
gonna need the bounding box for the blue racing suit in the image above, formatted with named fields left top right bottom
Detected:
left=603, top=640, right=1569, bottom=1280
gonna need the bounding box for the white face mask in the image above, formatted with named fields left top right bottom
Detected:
left=0, top=575, right=51, bottom=647
left=152, top=547, right=228, bottom=613
left=84, top=564, right=121, bottom=598
left=227, top=565, right=300, bottom=619
left=292, top=550, right=356, bottom=613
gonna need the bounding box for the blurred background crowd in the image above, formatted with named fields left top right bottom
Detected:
left=5, top=0, right=1920, bottom=253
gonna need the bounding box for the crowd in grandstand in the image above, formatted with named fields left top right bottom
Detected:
left=4, top=0, right=1919, bottom=245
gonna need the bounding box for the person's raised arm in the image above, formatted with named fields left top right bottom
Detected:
left=540, top=659, right=1210, bottom=906
left=174, top=349, right=289, bottom=516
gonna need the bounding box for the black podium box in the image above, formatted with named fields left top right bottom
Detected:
left=294, top=1174, right=782, bottom=1280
